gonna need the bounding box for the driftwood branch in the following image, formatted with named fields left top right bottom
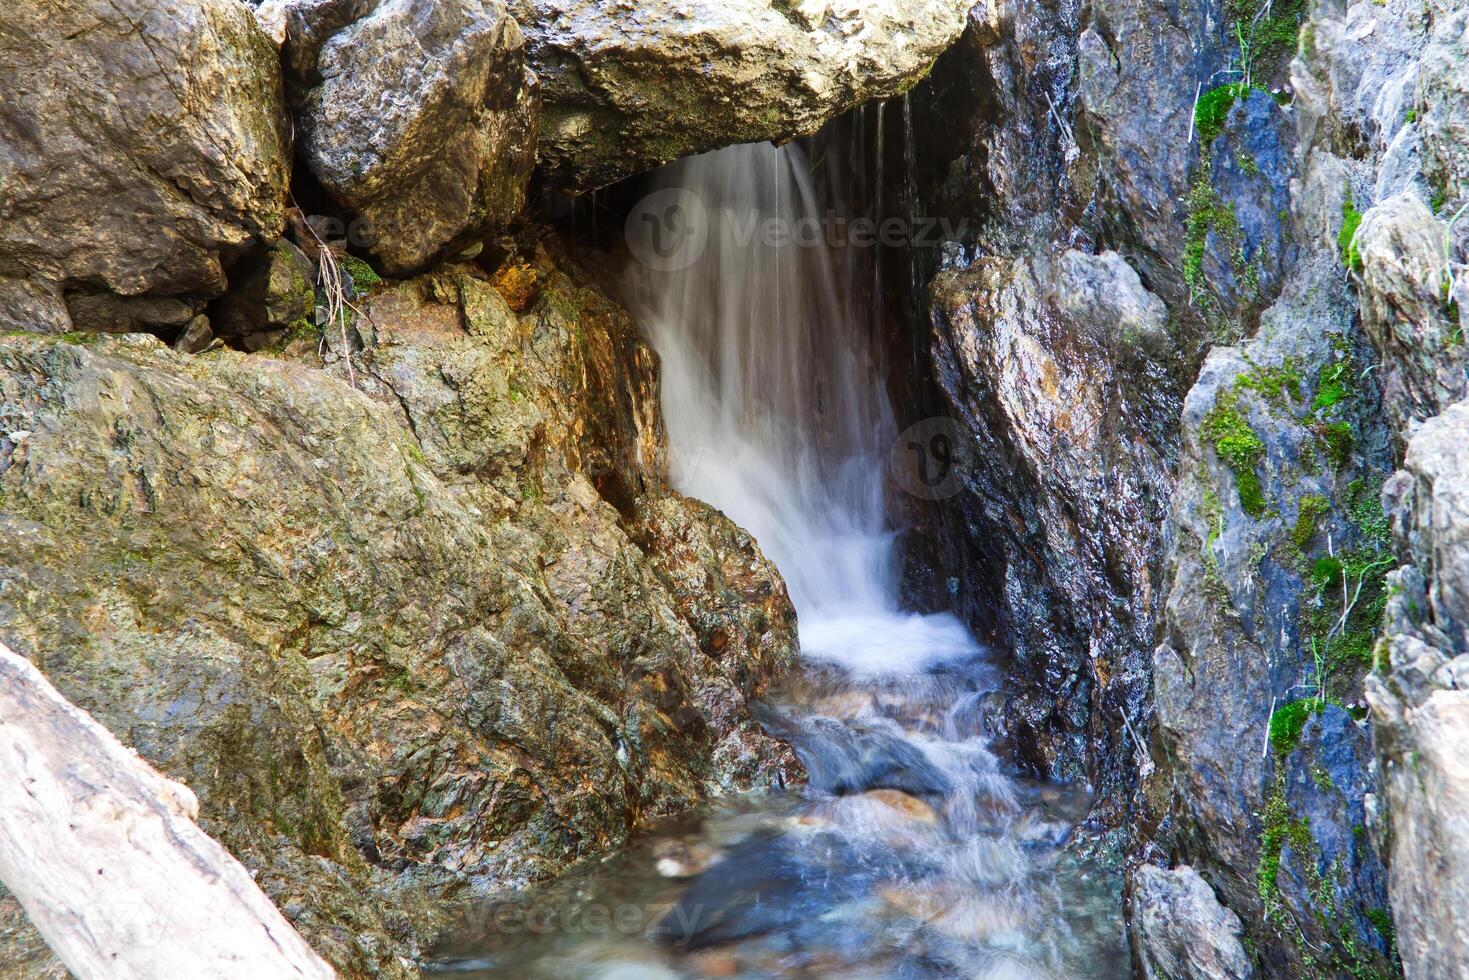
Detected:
left=0, top=641, right=335, bottom=979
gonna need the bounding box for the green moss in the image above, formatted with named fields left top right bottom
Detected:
left=1310, top=764, right=1336, bottom=792
left=1339, top=199, right=1365, bottom=272
left=1321, top=420, right=1355, bottom=469
left=341, top=256, right=384, bottom=290
left=1258, top=787, right=1314, bottom=904
left=1270, top=697, right=1326, bottom=757
left=1239, top=357, right=1304, bottom=405
left=1185, top=167, right=1241, bottom=299
left=1313, top=360, right=1353, bottom=411
left=1203, top=390, right=1267, bottom=516
left=1197, top=83, right=1252, bottom=143
left=1366, top=907, right=1396, bottom=949
left=1228, top=0, right=1309, bottom=73
left=1350, top=488, right=1391, bottom=550
left=1293, top=494, right=1330, bottom=552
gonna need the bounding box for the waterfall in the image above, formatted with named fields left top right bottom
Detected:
left=429, top=136, right=1129, bottom=980
left=624, top=141, right=976, bottom=676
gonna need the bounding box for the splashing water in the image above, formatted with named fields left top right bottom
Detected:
left=427, top=138, right=1126, bottom=979
left=623, top=140, right=980, bottom=678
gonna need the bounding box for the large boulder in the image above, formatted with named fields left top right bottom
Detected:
left=1356, top=192, right=1468, bottom=436
left=512, top=0, right=980, bottom=191
left=927, top=249, right=1172, bottom=787
left=1418, top=8, right=1469, bottom=208
left=0, top=0, right=290, bottom=331
left=0, top=239, right=799, bottom=975
left=292, top=0, right=539, bottom=274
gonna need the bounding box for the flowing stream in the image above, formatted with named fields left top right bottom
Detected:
left=429, top=140, right=1126, bottom=979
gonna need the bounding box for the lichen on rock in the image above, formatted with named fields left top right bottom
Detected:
left=0, top=239, right=801, bottom=975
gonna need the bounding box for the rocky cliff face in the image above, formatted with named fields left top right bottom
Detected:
left=909, top=0, right=1465, bottom=975
left=0, top=238, right=800, bottom=976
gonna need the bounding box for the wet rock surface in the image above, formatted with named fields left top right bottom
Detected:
left=426, top=656, right=1128, bottom=979
left=0, top=240, right=799, bottom=976
left=291, top=0, right=539, bottom=274
left=0, top=0, right=290, bottom=328
left=512, top=0, right=980, bottom=191
left=909, top=0, right=1460, bottom=974
left=928, top=250, right=1172, bottom=787
left=1129, top=865, right=1254, bottom=980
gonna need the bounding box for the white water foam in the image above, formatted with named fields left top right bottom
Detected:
left=623, top=141, right=978, bottom=677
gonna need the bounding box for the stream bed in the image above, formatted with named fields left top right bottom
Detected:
left=427, top=644, right=1128, bottom=979
left=430, top=137, right=1129, bottom=979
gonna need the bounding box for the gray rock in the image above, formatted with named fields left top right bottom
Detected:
left=928, top=248, right=1172, bottom=782
left=1369, top=412, right=1469, bottom=978
left=513, top=0, right=979, bottom=191
left=1357, top=192, right=1468, bottom=435
left=0, top=0, right=289, bottom=299
left=1129, top=864, right=1255, bottom=980
left=1153, top=247, right=1395, bottom=977
left=174, top=316, right=215, bottom=355
left=64, top=295, right=199, bottom=335
left=296, top=0, right=538, bottom=274
left=1418, top=9, right=1469, bottom=208
left=0, top=279, right=73, bottom=335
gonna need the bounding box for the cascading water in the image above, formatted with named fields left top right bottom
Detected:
left=428, top=134, right=1126, bottom=979
left=622, top=141, right=978, bottom=676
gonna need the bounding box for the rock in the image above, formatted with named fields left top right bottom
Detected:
left=294, top=0, right=538, bottom=274
left=1128, top=865, right=1254, bottom=980
left=64, top=295, right=199, bottom=334
left=1418, top=9, right=1469, bottom=207
left=927, top=249, right=1172, bottom=783
left=859, top=789, right=939, bottom=824
left=511, top=0, right=979, bottom=190
left=213, top=239, right=317, bottom=343
left=0, top=238, right=799, bottom=974
left=784, top=716, right=954, bottom=797
left=0, top=0, right=289, bottom=301
left=0, top=280, right=72, bottom=335
left=1370, top=400, right=1469, bottom=979
left=1356, top=193, right=1467, bottom=434
left=174, top=316, right=215, bottom=355
left=1152, top=249, right=1395, bottom=977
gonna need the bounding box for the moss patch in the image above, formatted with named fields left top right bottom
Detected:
left=342, top=256, right=384, bottom=291
left=1292, top=494, right=1330, bottom=552
left=1185, top=166, right=1242, bottom=301
left=1339, top=200, right=1365, bottom=273
left=1203, top=389, right=1267, bottom=517
left=1270, top=697, right=1325, bottom=757
left=1320, top=420, right=1355, bottom=470
left=1197, top=83, right=1252, bottom=143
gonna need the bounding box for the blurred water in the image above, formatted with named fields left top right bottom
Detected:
left=426, top=140, right=1126, bottom=978
left=622, top=140, right=976, bottom=672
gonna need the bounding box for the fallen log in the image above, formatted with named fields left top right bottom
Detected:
left=0, top=640, right=335, bottom=978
